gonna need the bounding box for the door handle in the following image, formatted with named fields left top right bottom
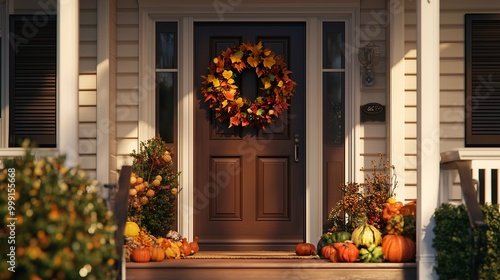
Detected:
left=294, top=134, right=299, bottom=163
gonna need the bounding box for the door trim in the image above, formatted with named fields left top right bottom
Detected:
left=138, top=2, right=361, bottom=244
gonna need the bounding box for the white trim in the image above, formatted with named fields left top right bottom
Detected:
left=177, top=16, right=195, bottom=241
left=389, top=0, right=406, bottom=201
left=58, top=0, right=79, bottom=167
left=305, top=16, right=323, bottom=246
left=0, top=1, right=8, bottom=148
left=138, top=3, right=361, bottom=243
left=416, top=0, right=439, bottom=279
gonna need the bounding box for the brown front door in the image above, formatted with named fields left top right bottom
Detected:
left=194, top=22, right=306, bottom=251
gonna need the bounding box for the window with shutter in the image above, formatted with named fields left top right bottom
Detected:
left=8, top=15, right=57, bottom=147
left=465, top=14, right=500, bottom=147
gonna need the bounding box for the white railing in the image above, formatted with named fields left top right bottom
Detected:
left=440, top=149, right=500, bottom=206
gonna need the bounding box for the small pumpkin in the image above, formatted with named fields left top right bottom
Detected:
left=124, top=221, right=140, bottom=237
left=321, top=245, right=336, bottom=259
left=333, top=241, right=359, bottom=263
left=189, top=236, right=200, bottom=254
left=382, top=234, right=416, bottom=262
left=295, top=243, right=316, bottom=256
left=351, top=221, right=382, bottom=248
left=131, top=248, right=151, bottom=262
left=400, top=200, right=417, bottom=217
left=149, top=246, right=165, bottom=262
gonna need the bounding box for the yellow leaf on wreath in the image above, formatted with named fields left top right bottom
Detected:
left=222, top=100, right=228, bottom=108
left=263, top=56, right=276, bottom=69
left=247, top=56, right=259, bottom=68
left=223, top=70, right=233, bottom=80
left=261, top=77, right=271, bottom=89
left=230, top=50, right=243, bottom=63
left=235, top=97, right=244, bottom=107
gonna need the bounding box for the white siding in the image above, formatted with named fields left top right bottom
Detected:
left=116, top=0, right=140, bottom=165
left=79, top=1, right=98, bottom=176
left=403, top=0, right=500, bottom=201
left=359, top=0, right=388, bottom=179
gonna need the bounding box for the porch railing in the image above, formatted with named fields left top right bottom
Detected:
left=440, top=149, right=499, bottom=280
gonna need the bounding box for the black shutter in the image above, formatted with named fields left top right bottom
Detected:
left=465, top=14, right=500, bottom=146
left=9, top=15, right=56, bottom=147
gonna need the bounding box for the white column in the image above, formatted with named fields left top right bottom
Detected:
left=388, top=0, right=406, bottom=202
left=416, top=0, right=440, bottom=279
left=58, top=0, right=79, bottom=167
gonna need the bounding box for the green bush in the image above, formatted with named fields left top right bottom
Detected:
left=433, top=203, right=500, bottom=280
left=0, top=150, right=118, bottom=280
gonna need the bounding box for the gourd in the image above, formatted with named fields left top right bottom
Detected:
left=189, top=236, right=200, bottom=254
left=295, top=243, right=316, bottom=256
left=321, top=245, right=336, bottom=259
left=316, top=236, right=329, bottom=256
left=131, top=248, right=151, bottom=262
left=382, top=234, right=416, bottom=262
left=351, top=221, right=382, bottom=248
left=181, top=238, right=191, bottom=256
left=149, top=246, right=165, bottom=262
left=333, top=241, right=359, bottom=263
left=382, top=200, right=404, bottom=222
left=332, top=231, right=351, bottom=243
left=124, top=221, right=140, bottom=237
left=385, top=214, right=404, bottom=235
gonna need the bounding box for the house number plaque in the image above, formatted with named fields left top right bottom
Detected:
left=360, top=102, right=385, bottom=122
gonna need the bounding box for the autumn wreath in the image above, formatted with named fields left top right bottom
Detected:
left=201, top=42, right=296, bottom=129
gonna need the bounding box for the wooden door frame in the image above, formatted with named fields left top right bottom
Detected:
left=137, top=1, right=361, bottom=244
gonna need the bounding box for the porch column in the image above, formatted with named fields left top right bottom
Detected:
left=58, top=0, right=79, bottom=167
left=388, top=0, right=406, bottom=201
left=416, top=0, right=440, bottom=279
left=97, top=0, right=118, bottom=197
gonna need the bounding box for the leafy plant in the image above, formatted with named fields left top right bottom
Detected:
left=127, top=137, right=181, bottom=237
left=327, top=155, right=397, bottom=233
left=433, top=203, right=500, bottom=280
left=0, top=149, right=118, bottom=280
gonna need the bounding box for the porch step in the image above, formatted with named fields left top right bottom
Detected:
left=126, top=258, right=417, bottom=280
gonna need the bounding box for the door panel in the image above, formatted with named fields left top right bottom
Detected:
left=194, top=22, right=305, bottom=250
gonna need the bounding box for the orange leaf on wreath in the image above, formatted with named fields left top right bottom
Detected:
left=223, top=89, right=236, bottom=101
left=229, top=115, right=240, bottom=127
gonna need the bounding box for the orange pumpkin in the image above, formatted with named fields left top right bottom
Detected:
left=149, top=246, right=165, bottom=262
left=329, top=249, right=339, bottom=263
left=295, top=243, right=316, bottom=256
left=321, top=245, right=337, bottom=259
left=333, top=241, right=359, bottom=263
left=382, top=234, right=416, bottom=262
left=131, top=248, right=151, bottom=263
left=400, top=200, right=417, bottom=217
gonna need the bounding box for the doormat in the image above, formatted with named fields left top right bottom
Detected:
left=184, top=251, right=321, bottom=259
